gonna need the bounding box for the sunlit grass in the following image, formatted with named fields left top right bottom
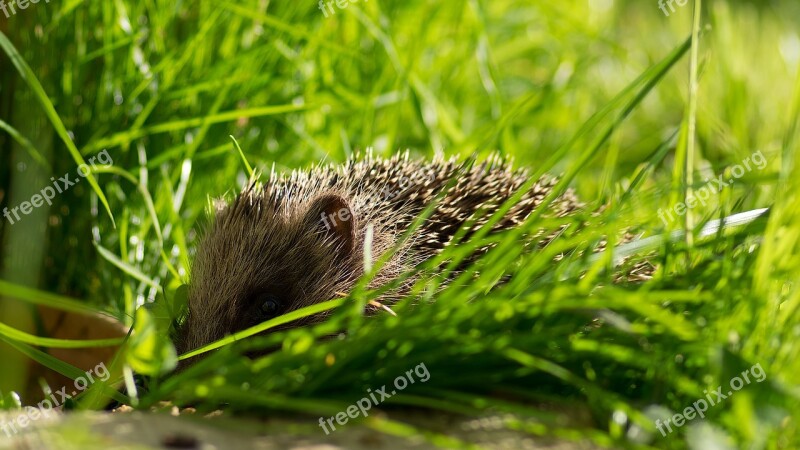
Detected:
left=0, top=1, right=798, bottom=448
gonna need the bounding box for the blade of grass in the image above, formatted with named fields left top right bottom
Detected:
left=94, top=243, right=160, bottom=289
left=682, top=0, right=704, bottom=246
left=0, top=279, right=107, bottom=315
left=0, top=321, right=123, bottom=348
left=0, top=119, right=50, bottom=170
left=91, top=166, right=163, bottom=247
left=0, top=30, right=115, bottom=227
left=178, top=297, right=346, bottom=360
left=230, top=135, right=254, bottom=178
left=0, top=334, right=128, bottom=404
left=81, top=104, right=314, bottom=153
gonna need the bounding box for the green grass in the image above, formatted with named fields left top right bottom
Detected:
left=1, top=0, right=799, bottom=448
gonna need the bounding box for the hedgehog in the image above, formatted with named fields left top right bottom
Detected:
left=175, top=151, right=583, bottom=359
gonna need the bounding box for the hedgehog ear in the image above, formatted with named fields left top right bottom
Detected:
left=305, top=194, right=356, bottom=257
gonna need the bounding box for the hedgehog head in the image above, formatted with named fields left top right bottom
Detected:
left=175, top=189, right=364, bottom=360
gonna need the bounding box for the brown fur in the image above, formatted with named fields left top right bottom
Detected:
left=175, top=151, right=581, bottom=357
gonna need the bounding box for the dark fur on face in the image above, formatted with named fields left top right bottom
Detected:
left=175, top=152, right=581, bottom=361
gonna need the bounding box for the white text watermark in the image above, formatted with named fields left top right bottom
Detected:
left=318, top=362, right=430, bottom=434
left=655, top=362, right=766, bottom=437
left=319, top=0, right=368, bottom=18
left=0, top=0, right=50, bottom=19
left=3, top=150, right=113, bottom=226
left=658, top=0, right=689, bottom=17
left=657, top=150, right=767, bottom=226
left=320, top=171, right=435, bottom=231
left=0, top=362, right=111, bottom=436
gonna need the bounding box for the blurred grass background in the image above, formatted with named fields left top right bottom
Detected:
left=0, top=0, right=799, bottom=448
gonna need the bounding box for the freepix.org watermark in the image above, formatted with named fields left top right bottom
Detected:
left=3, top=150, right=112, bottom=226
left=318, top=362, right=431, bottom=434
left=0, top=362, right=111, bottom=436
left=0, top=0, right=49, bottom=19
left=658, top=0, right=689, bottom=17
left=320, top=171, right=435, bottom=231
left=318, top=0, right=367, bottom=18
left=657, top=150, right=767, bottom=226
left=655, top=362, right=767, bottom=437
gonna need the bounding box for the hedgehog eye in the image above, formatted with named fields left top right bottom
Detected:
left=257, top=294, right=282, bottom=320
